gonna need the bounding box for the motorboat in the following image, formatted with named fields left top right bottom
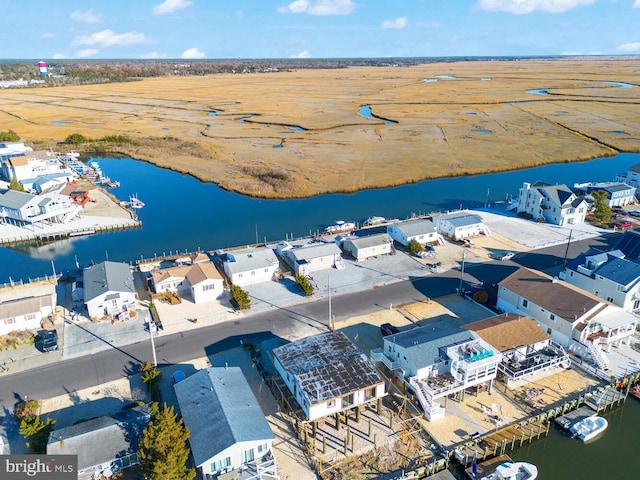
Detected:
left=324, top=220, right=356, bottom=234
left=127, top=194, right=145, bottom=209
left=479, top=461, right=538, bottom=480
left=570, top=414, right=608, bottom=441
left=363, top=216, right=387, bottom=227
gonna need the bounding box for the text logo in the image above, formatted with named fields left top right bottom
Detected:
left=1, top=455, right=77, bottom=480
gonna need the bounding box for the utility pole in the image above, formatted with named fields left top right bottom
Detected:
left=328, top=276, right=333, bottom=331
left=459, top=249, right=466, bottom=297
left=149, top=312, right=157, bottom=366
left=562, top=229, right=573, bottom=268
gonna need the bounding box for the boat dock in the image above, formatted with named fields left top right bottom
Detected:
left=464, top=454, right=513, bottom=479
left=554, top=405, right=595, bottom=430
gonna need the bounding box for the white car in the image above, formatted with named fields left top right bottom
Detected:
left=500, top=252, right=515, bottom=261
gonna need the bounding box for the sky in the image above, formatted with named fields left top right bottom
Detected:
left=1, top=0, right=640, bottom=60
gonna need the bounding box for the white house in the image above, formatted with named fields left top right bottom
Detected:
left=281, top=241, right=343, bottom=276
left=464, top=313, right=571, bottom=389
left=433, top=211, right=491, bottom=239
left=174, top=367, right=277, bottom=479
left=83, top=261, right=137, bottom=320
left=341, top=233, right=394, bottom=261
left=370, top=322, right=501, bottom=421
left=0, top=280, right=57, bottom=336
left=386, top=218, right=443, bottom=246
left=222, top=247, right=279, bottom=287
left=149, top=254, right=224, bottom=304
left=1, top=150, right=73, bottom=184
left=516, top=181, right=588, bottom=226
left=47, top=406, right=149, bottom=480
left=618, top=162, right=640, bottom=189
left=573, top=182, right=636, bottom=208
left=273, top=331, right=386, bottom=422
left=0, top=189, right=81, bottom=226
left=497, top=267, right=638, bottom=371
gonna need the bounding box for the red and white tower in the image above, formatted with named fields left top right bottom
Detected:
left=38, top=61, right=48, bottom=76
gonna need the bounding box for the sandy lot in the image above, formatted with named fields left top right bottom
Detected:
left=1, top=58, right=639, bottom=198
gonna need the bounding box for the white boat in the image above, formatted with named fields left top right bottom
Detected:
left=127, top=194, right=145, bottom=209
left=570, top=414, right=608, bottom=441
left=324, top=220, right=356, bottom=234
left=363, top=216, right=387, bottom=227
left=479, top=461, right=538, bottom=480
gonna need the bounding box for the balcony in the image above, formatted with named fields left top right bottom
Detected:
left=370, top=348, right=399, bottom=371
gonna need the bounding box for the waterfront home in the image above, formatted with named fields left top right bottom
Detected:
left=433, top=211, right=490, bottom=239
left=221, top=246, right=279, bottom=287
left=149, top=255, right=224, bottom=304
left=174, top=367, right=277, bottom=479
left=29, top=173, right=74, bottom=194
left=573, top=181, right=636, bottom=208
left=0, top=279, right=57, bottom=336
left=0, top=189, right=81, bottom=226
left=370, top=322, right=501, bottom=421
left=0, top=150, right=73, bottom=183
left=82, top=261, right=137, bottom=321
left=515, top=181, right=587, bottom=226
left=46, top=406, right=149, bottom=480
left=273, top=331, right=386, bottom=422
left=617, top=162, right=640, bottom=189
left=279, top=241, right=343, bottom=276
left=386, top=218, right=444, bottom=246
left=464, top=313, right=571, bottom=389
left=341, top=233, right=394, bottom=261
left=561, top=248, right=640, bottom=311
left=0, top=141, right=32, bottom=164
left=497, top=267, right=638, bottom=370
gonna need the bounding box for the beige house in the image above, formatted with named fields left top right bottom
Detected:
left=0, top=280, right=57, bottom=336
left=150, top=254, right=224, bottom=304
left=342, top=233, right=394, bottom=261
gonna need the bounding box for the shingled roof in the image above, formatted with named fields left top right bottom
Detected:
left=464, top=313, right=550, bottom=352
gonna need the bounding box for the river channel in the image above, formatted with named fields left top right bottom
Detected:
left=2, top=152, right=640, bottom=283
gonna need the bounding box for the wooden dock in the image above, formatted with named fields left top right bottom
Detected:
left=554, top=405, right=594, bottom=430
left=464, top=455, right=513, bottom=479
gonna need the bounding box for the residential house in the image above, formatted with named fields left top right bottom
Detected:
left=573, top=181, right=636, bottom=207
left=497, top=267, right=638, bottom=370
left=0, top=280, right=57, bottom=336
left=221, top=247, right=279, bottom=287
left=386, top=218, right=443, bottom=246
left=149, top=254, right=224, bottom=304
left=370, top=322, right=501, bottom=421
left=617, top=162, right=640, bottom=189
left=280, top=241, right=343, bottom=276
left=174, top=367, right=277, bottom=479
left=464, top=313, right=571, bottom=389
left=433, top=211, right=491, bottom=239
left=0, top=141, right=32, bottom=164
left=341, top=233, right=394, bottom=261
left=515, top=181, right=587, bottom=225
left=47, top=406, right=149, bottom=480
left=82, top=261, right=137, bottom=320
left=273, top=331, right=386, bottom=422
left=0, top=189, right=80, bottom=226
left=1, top=150, right=73, bottom=184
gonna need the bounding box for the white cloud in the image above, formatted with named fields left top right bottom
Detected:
left=416, top=21, right=441, bottom=28
left=381, top=17, right=408, bottom=29
left=70, top=9, right=100, bottom=23
left=181, top=47, right=205, bottom=58
left=141, top=51, right=170, bottom=59
left=52, top=53, right=67, bottom=59
left=634, top=0, right=640, bottom=8
left=617, top=42, right=640, bottom=52
left=477, top=0, right=595, bottom=14
left=290, top=50, right=311, bottom=58
left=72, top=29, right=147, bottom=48
left=153, top=0, right=193, bottom=16
left=41, top=32, right=55, bottom=38
left=278, top=0, right=356, bottom=15
left=76, top=48, right=100, bottom=58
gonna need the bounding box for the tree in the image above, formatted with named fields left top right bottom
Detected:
left=591, top=190, right=611, bottom=224
left=0, top=129, right=20, bottom=142
left=230, top=284, right=251, bottom=310
left=406, top=238, right=424, bottom=255
left=139, top=402, right=195, bottom=480
left=64, top=133, right=89, bottom=145
left=294, top=274, right=314, bottom=296
left=8, top=177, right=25, bottom=192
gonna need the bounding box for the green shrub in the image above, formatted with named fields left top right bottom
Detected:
left=294, top=274, right=314, bottom=296
left=230, top=284, right=251, bottom=310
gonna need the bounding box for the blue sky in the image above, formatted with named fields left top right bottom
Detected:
left=2, top=0, right=639, bottom=59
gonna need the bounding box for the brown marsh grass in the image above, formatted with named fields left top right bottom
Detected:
left=0, top=57, right=639, bottom=198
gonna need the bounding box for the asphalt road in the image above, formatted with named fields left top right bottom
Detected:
left=0, top=233, right=619, bottom=410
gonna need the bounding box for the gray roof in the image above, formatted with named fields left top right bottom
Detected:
left=385, top=322, right=475, bottom=367
left=47, top=406, right=149, bottom=471
left=273, top=331, right=384, bottom=405
left=629, top=163, right=640, bottom=174
left=0, top=189, right=34, bottom=209
left=344, top=233, right=392, bottom=249
left=586, top=182, right=635, bottom=194
left=438, top=211, right=483, bottom=227
left=174, top=367, right=274, bottom=468
left=82, top=261, right=135, bottom=302
left=539, top=183, right=574, bottom=206
left=0, top=294, right=52, bottom=319
left=225, top=247, right=277, bottom=275
left=391, top=219, right=435, bottom=237
left=291, top=242, right=341, bottom=261
left=595, top=256, right=640, bottom=287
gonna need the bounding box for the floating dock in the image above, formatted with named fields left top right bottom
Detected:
left=465, top=455, right=513, bottom=479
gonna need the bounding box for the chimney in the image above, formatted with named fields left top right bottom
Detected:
left=552, top=276, right=558, bottom=283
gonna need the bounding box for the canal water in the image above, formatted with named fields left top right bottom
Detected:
left=2, top=152, right=640, bottom=282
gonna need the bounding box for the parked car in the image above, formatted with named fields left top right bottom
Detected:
left=621, top=221, right=633, bottom=229
left=500, top=252, right=515, bottom=261
left=40, top=330, right=58, bottom=352
left=380, top=323, right=400, bottom=336
left=416, top=250, right=434, bottom=259
left=628, top=210, right=640, bottom=218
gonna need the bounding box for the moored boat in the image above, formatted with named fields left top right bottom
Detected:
left=127, top=194, right=145, bottom=209
left=324, top=220, right=356, bottom=234
left=473, top=461, right=538, bottom=480
left=570, top=414, right=608, bottom=441
left=363, top=216, right=387, bottom=227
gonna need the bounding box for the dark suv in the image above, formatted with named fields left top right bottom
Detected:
left=380, top=323, right=400, bottom=336
left=41, top=330, right=58, bottom=352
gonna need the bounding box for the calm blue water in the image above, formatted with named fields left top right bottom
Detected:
left=2, top=153, right=639, bottom=283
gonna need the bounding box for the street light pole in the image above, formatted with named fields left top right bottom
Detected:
left=149, top=313, right=157, bottom=366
